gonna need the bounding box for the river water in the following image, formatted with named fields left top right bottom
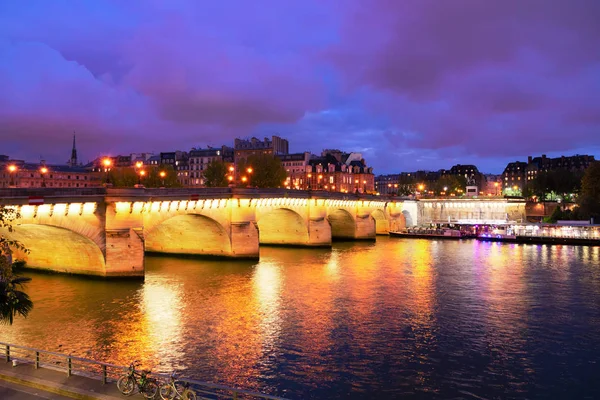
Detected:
left=2, top=237, right=600, bottom=399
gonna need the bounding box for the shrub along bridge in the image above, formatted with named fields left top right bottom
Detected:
left=0, top=188, right=416, bottom=278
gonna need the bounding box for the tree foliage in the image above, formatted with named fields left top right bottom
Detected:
left=431, top=175, right=467, bottom=194
left=203, top=160, right=229, bottom=187
left=238, top=154, right=287, bottom=188
left=0, top=206, right=32, bottom=325
left=107, top=165, right=180, bottom=188
left=528, top=169, right=583, bottom=201
left=577, top=161, right=600, bottom=220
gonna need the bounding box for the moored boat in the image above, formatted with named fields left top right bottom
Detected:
left=390, top=228, right=474, bottom=240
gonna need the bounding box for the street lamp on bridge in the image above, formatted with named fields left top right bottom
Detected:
left=40, top=166, right=48, bottom=187
left=7, top=164, right=17, bottom=187
left=102, top=158, right=112, bottom=185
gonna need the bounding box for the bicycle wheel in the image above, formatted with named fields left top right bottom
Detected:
left=117, top=375, right=135, bottom=395
left=142, top=379, right=159, bottom=399
left=159, top=383, right=175, bottom=400
left=182, top=388, right=197, bottom=400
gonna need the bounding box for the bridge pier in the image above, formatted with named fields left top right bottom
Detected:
left=104, top=228, right=145, bottom=278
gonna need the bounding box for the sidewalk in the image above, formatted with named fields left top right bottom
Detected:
left=0, top=360, right=125, bottom=400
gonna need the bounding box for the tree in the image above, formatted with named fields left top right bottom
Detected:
left=238, top=154, right=287, bottom=188
left=108, top=165, right=180, bottom=188
left=0, top=206, right=33, bottom=325
left=578, top=161, right=600, bottom=220
left=202, top=160, right=229, bottom=187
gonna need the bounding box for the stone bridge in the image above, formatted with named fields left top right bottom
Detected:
left=0, top=188, right=417, bottom=278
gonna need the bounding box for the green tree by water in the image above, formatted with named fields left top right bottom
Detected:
left=0, top=206, right=33, bottom=325
left=238, top=154, right=287, bottom=188
left=203, top=160, right=229, bottom=187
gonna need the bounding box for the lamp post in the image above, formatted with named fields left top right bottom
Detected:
left=363, top=180, right=367, bottom=194
left=318, top=174, right=323, bottom=190
left=7, top=164, right=17, bottom=187
left=354, top=178, right=359, bottom=194
left=228, top=165, right=235, bottom=186
left=418, top=184, right=425, bottom=198
left=102, top=158, right=112, bottom=184
left=494, top=182, right=499, bottom=196
left=160, top=171, right=166, bottom=187
left=138, top=169, right=146, bottom=185
left=246, top=167, right=253, bottom=187
left=307, top=173, right=312, bottom=190
left=40, top=166, right=48, bottom=187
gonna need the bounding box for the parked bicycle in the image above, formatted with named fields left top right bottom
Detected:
left=117, top=360, right=159, bottom=399
left=159, top=372, right=197, bottom=400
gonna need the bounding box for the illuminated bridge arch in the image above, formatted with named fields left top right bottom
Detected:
left=144, top=214, right=232, bottom=257
left=3, top=224, right=106, bottom=276
left=256, top=208, right=310, bottom=246
left=371, top=209, right=389, bottom=235
left=327, top=208, right=358, bottom=240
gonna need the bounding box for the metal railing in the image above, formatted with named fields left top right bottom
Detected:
left=1, top=342, right=289, bottom=400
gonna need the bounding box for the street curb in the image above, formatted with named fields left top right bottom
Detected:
left=0, top=371, right=121, bottom=400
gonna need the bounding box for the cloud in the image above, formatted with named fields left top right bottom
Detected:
left=0, top=0, right=599, bottom=173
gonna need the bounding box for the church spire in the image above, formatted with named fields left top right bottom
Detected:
left=69, top=133, right=78, bottom=167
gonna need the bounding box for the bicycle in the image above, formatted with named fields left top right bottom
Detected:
left=117, top=360, right=159, bottom=399
left=159, top=372, right=197, bottom=400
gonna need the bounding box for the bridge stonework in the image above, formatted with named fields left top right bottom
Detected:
left=0, top=189, right=412, bottom=278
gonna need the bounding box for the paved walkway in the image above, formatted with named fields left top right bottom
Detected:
left=0, top=360, right=125, bottom=400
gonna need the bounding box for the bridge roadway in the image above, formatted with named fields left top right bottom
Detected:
left=0, top=188, right=416, bottom=279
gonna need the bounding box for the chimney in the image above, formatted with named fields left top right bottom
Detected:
left=542, top=154, right=546, bottom=160
left=527, top=156, right=532, bottom=163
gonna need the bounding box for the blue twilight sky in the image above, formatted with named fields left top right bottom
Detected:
left=1, top=0, right=599, bottom=174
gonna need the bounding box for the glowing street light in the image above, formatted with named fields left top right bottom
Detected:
left=307, top=173, right=312, bottom=190
left=40, top=166, right=48, bottom=187
left=7, top=164, right=17, bottom=187
left=494, top=181, right=499, bottom=196
left=135, top=161, right=143, bottom=169
left=102, top=158, right=112, bottom=184
left=138, top=169, right=146, bottom=185
left=159, top=170, right=166, bottom=186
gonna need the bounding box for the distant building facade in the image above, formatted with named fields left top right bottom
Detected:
left=525, top=154, right=595, bottom=182
left=502, top=161, right=527, bottom=194
left=1, top=158, right=101, bottom=188
left=188, top=146, right=233, bottom=186
left=234, top=136, right=289, bottom=163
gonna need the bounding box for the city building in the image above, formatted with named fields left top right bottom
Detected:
left=483, top=174, right=503, bottom=196
left=160, top=151, right=189, bottom=186
left=526, top=154, right=595, bottom=182
left=1, top=158, right=101, bottom=188
left=188, top=146, right=233, bottom=186
left=305, top=150, right=374, bottom=193
left=375, top=174, right=401, bottom=195
left=442, top=164, right=484, bottom=189
left=502, top=161, right=527, bottom=194
left=234, top=136, right=289, bottom=163
left=277, top=152, right=312, bottom=188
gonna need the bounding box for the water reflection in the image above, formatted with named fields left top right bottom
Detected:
left=1, top=239, right=600, bottom=399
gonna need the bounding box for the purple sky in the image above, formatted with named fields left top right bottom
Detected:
left=1, top=0, right=599, bottom=174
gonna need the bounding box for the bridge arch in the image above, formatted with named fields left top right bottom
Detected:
left=2, top=224, right=106, bottom=276
left=144, top=214, right=232, bottom=257
left=327, top=208, right=358, bottom=240
left=371, top=209, right=389, bottom=235
left=402, top=210, right=414, bottom=227
left=256, top=208, right=310, bottom=246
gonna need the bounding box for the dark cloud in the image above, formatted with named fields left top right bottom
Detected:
left=0, top=0, right=599, bottom=173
